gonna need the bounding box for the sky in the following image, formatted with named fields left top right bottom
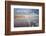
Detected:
left=14, top=8, right=39, bottom=15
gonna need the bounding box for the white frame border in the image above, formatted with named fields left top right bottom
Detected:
left=11, top=5, right=42, bottom=31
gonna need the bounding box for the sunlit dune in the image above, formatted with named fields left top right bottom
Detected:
left=15, top=16, right=25, bottom=18
left=15, top=15, right=32, bottom=19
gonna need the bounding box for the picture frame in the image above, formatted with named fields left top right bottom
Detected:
left=5, top=1, right=45, bottom=35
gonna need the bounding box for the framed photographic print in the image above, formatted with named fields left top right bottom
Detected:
left=5, top=1, right=45, bottom=35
